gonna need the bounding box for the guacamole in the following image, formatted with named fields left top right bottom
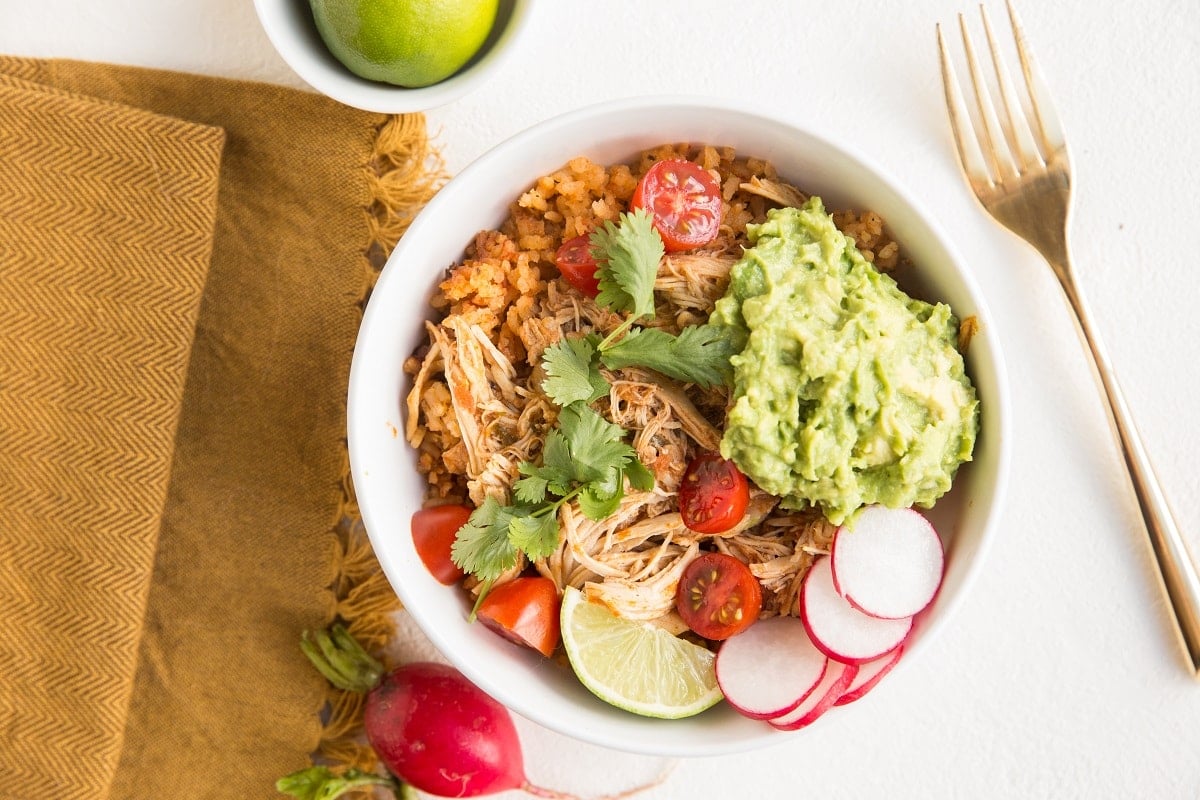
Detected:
left=710, top=199, right=979, bottom=525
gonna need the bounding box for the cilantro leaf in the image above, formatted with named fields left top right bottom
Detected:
left=450, top=496, right=518, bottom=581
left=534, top=429, right=575, bottom=495
left=592, top=209, right=663, bottom=320
left=541, top=335, right=609, bottom=406
left=557, top=402, right=637, bottom=484
left=512, top=473, right=549, bottom=504
left=600, top=323, right=735, bottom=387
left=507, top=510, right=561, bottom=561
left=578, top=476, right=624, bottom=521
left=624, top=457, right=656, bottom=492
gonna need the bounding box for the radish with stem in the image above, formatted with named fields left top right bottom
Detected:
left=278, top=624, right=672, bottom=799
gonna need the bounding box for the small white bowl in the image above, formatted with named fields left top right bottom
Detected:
left=348, top=97, right=1011, bottom=756
left=253, top=0, right=533, bottom=112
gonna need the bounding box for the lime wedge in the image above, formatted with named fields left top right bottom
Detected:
left=560, top=587, right=723, bottom=719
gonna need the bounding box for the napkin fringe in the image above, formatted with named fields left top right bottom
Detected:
left=316, top=113, right=446, bottom=776
left=366, top=113, right=448, bottom=269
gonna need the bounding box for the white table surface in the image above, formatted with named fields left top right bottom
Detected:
left=6, top=1, right=1199, bottom=797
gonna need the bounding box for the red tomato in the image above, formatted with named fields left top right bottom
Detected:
left=554, top=234, right=600, bottom=297
left=476, top=576, right=562, bottom=657
left=678, top=453, right=750, bottom=534
left=411, top=505, right=471, bottom=585
left=675, top=552, right=763, bottom=640
left=630, top=159, right=723, bottom=252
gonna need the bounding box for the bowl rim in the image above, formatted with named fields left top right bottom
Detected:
left=252, top=0, right=534, bottom=113
left=348, top=94, right=1012, bottom=755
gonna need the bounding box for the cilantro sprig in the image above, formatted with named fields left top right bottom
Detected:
left=593, top=208, right=662, bottom=320
left=451, top=403, right=654, bottom=585
left=541, top=334, right=609, bottom=406
left=540, top=208, right=735, bottom=407
left=599, top=324, right=735, bottom=387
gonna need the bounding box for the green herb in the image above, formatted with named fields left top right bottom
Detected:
left=540, top=210, right=735, bottom=406
left=540, top=333, right=608, bottom=406
left=600, top=324, right=735, bottom=387
left=592, top=208, right=662, bottom=321
left=452, top=403, right=649, bottom=584
left=540, top=322, right=733, bottom=407
left=276, top=766, right=399, bottom=800
left=451, top=496, right=522, bottom=582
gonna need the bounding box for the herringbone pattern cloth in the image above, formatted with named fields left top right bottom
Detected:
left=0, top=74, right=224, bottom=798
left=0, top=58, right=435, bottom=800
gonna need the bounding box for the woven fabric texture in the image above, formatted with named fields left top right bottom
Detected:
left=0, top=58, right=431, bottom=800
left=0, top=72, right=224, bottom=799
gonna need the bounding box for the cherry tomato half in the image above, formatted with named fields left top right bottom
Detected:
left=631, top=159, right=723, bottom=252
left=411, top=504, right=471, bottom=585
left=675, top=552, right=763, bottom=640
left=476, top=576, right=562, bottom=657
left=678, top=453, right=750, bottom=534
left=554, top=234, right=600, bottom=297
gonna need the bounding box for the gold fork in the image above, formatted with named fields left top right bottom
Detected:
left=938, top=2, right=1200, bottom=674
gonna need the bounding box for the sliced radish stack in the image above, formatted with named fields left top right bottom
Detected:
left=834, top=646, right=904, bottom=706
left=768, top=658, right=858, bottom=731
left=716, top=616, right=828, bottom=720
left=831, top=505, right=944, bottom=620
left=800, top=556, right=912, bottom=664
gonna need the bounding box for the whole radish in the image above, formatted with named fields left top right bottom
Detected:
left=366, top=661, right=524, bottom=797
left=286, top=625, right=667, bottom=800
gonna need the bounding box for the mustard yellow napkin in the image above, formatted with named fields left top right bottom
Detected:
left=0, top=71, right=223, bottom=798
left=0, top=58, right=440, bottom=800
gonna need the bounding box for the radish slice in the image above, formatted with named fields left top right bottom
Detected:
left=834, top=646, right=904, bottom=706
left=716, top=617, right=827, bottom=720
left=800, top=556, right=912, bottom=664
left=768, top=658, right=857, bottom=731
left=831, top=505, right=944, bottom=620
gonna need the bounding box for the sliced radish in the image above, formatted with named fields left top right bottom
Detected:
left=716, top=617, right=827, bottom=720
left=768, top=658, right=857, bottom=731
left=831, top=505, right=944, bottom=620
left=800, top=556, right=912, bottom=664
left=834, top=645, right=904, bottom=706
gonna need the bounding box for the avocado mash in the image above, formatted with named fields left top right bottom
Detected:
left=711, top=199, right=979, bottom=524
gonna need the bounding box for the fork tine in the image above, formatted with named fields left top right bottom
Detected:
left=1006, top=0, right=1067, bottom=157
left=980, top=4, right=1044, bottom=172
left=936, top=23, right=993, bottom=189
left=958, top=12, right=1018, bottom=183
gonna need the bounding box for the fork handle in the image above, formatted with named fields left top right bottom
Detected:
left=1055, top=266, right=1200, bottom=674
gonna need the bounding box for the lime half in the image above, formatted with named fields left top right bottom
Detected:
left=560, top=587, right=723, bottom=719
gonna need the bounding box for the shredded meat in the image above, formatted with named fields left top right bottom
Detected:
left=738, top=176, right=808, bottom=210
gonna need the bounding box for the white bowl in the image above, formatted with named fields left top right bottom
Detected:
left=253, top=0, right=533, bottom=113
left=348, top=97, right=1011, bottom=757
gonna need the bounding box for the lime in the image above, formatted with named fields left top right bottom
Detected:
left=559, top=587, right=724, bottom=719
left=310, top=0, right=499, bottom=88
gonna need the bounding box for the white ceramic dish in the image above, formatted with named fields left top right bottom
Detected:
left=253, top=0, right=533, bottom=112
left=347, top=96, right=1011, bottom=757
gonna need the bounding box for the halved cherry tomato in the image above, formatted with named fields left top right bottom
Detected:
left=554, top=234, right=600, bottom=297
left=675, top=552, right=762, bottom=640
left=630, top=159, right=723, bottom=252
left=411, top=504, right=471, bottom=585
left=678, top=453, right=750, bottom=534
left=476, top=576, right=562, bottom=657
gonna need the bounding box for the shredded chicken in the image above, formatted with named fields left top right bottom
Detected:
left=655, top=253, right=739, bottom=319
left=723, top=512, right=838, bottom=616
left=584, top=541, right=701, bottom=620
left=607, top=369, right=722, bottom=493
left=738, top=176, right=808, bottom=210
